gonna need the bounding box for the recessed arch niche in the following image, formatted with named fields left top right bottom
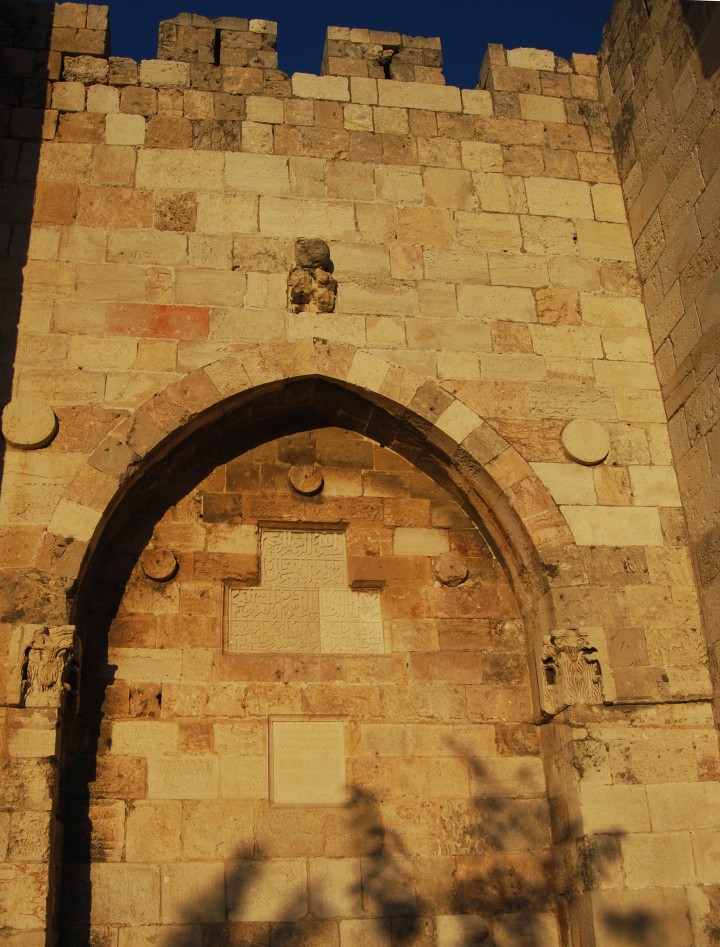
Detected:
left=56, top=367, right=564, bottom=946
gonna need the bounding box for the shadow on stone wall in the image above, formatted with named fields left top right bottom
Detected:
left=679, top=0, right=720, bottom=78
left=0, top=0, right=53, bottom=483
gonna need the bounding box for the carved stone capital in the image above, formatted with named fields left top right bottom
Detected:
left=535, top=626, right=613, bottom=718
left=5, top=624, right=80, bottom=710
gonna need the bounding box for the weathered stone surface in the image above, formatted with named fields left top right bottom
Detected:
left=140, top=546, right=178, bottom=582
left=561, top=419, right=610, bottom=466
left=1, top=398, right=58, bottom=450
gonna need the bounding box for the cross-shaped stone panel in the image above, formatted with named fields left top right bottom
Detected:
left=226, top=529, right=384, bottom=654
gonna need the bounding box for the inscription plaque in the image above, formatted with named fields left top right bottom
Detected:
left=270, top=719, right=347, bottom=805
left=227, top=529, right=384, bottom=654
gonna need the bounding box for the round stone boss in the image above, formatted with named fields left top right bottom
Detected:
left=288, top=464, right=324, bottom=495
left=140, top=546, right=178, bottom=582
left=561, top=419, right=610, bottom=466
left=1, top=396, right=58, bottom=450
left=433, top=551, right=469, bottom=587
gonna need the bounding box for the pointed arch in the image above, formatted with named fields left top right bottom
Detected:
left=38, top=339, right=573, bottom=645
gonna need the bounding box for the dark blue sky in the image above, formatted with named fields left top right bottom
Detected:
left=107, top=1, right=613, bottom=90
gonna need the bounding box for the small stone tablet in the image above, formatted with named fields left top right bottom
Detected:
left=561, top=419, right=610, bottom=466
left=1, top=397, right=57, bottom=449
left=288, top=464, right=324, bottom=495
left=140, top=546, right=178, bottom=582
left=434, top=552, right=469, bottom=587
left=270, top=719, right=347, bottom=805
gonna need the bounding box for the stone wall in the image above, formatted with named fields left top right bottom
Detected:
left=0, top=2, right=718, bottom=945
left=60, top=425, right=559, bottom=944
left=599, top=0, right=720, bottom=716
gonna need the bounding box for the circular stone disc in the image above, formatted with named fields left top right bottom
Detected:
left=289, top=464, right=324, bottom=496
left=434, top=552, right=469, bottom=587
left=141, top=546, right=178, bottom=582
left=561, top=419, right=610, bottom=466
left=1, top=397, right=58, bottom=450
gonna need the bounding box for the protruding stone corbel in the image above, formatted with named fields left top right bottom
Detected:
left=6, top=624, right=81, bottom=710
left=288, top=238, right=337, bottom=313
left=536, top=626, right=613, bottom=717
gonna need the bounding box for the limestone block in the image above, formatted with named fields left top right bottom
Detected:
left=125, top=800, right=182, bottom=861
left=646, top=782, right=720, bottom=831
left=6, top=727, right=57, bottom=759
left=219, top=755, right=268, bottom=799
left=457, top=211, right=522, bottom=250
left=692, top=830, right=720, bottom=884
left=111, top=721, right=177, bottom=757
left=51, top=82, right=86, bottom=112
left=0, top=862, right=49, bottom=931
left=579, top=784, right=650, bottom=835
left=507, top=47, right=555, bottom=70
left=47, top=498, right=101, bottom=542
left=1, top=398, right=58, bottom=450
left=341, top=282, right=419, bottom=317
left=525, top=177, right=594, bottom=219
left=580, top=294, right=646, bottom=327
left=86, top=85, right=120, bottom=115
left=457, top=285, right=536, bottom=322
left=292, top=73, right=350, bottom=102
left=489, top=251, right=549, bottom=287
left=161, top=862, right=225, bottom=923
left=107, top=229, right=186, bottom=266
left=591, top=183, right=626, bottom=223
left=393, top=527, right=449, bottom=556
left=89, top=864, right=161, bottom=924
left=423, top=247, right=489, bottom=284
left=109, top=648, right=183, bottom=681
left=340, top=919, right=391, bottom=947
left=195, top=192, right=258, bottom=235
left=461, top=89, right=493, bottom=116
left=105, top=112, right=145, bottom=146
left=175, top=268, right=246, bottom=307
left=309, top=858, right=362, bottom=919
left=376, top=167, right=424, bottom=204
left=424, top=167, right=473, bottom=209
left=561, top=419, right=610, bottom=465
left=137, top=149, right=224, bottom=190
left=435, top=915, right=490, bottom=946
left=377, top=81, right=461, bottom=112
left=182, top=799, right=254, bottom=858
left=460, top=142, right=503, bottom=173
left=260, top=197, right=357, bottom=241
left=629, top=466, right=681, bottom=507
left=621, top=832, right=696, bottom=888
left=227, top=859, right=307, bottom=921
left=225, top=153, right=290, bottom=195
left=147, top=755, right=218, bottom=798
left=519, top=94, right=566, bottom=123
left=139, top=60, right=190, bottom=89
left=576, top=220, right=634, bottom=261
left=531, top=462, right=596, bottom=504
left=562, top=506, right=663, bottom=546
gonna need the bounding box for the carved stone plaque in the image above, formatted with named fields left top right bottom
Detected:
left=227, top=529, right=384, bottom=654
left=270, top=719, right=347, bottom=805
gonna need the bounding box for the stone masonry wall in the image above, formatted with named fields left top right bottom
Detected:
left=599, top=0, right=720, bottom=716
left=60, top=425, right=558, bottom=945
left=0, top=2, right=718, bottom=945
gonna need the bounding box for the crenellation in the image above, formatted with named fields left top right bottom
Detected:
left=322, top=26, right=445, bottom=84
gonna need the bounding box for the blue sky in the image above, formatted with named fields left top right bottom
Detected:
left=107, top=1, right=613, bottom=90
